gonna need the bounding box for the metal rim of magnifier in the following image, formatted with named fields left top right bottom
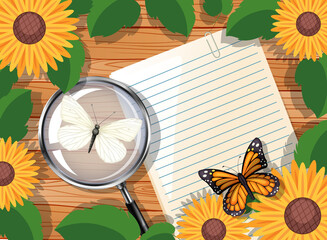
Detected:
left=38, top=76, right=151, bottom=190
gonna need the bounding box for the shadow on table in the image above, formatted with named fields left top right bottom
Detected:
left=198, top=0, right=228, bottom=27
left=30, top=181, right=53, bottom=240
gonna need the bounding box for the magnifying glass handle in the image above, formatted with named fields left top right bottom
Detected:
left=117, top=182, right=149, bottom=235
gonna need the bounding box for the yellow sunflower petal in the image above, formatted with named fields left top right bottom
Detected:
left=34, top=42, right=49, bottom=72
left=38, top=0, right=61, bottom=17
left=178, top=194, right=249, bottom=239
left=307, top=161, right=317, bottom=189
left=0, top=138, right=39, bottom=211
left=291, top=160, right=299, bottom=186
left=54, top=0, right=72, bottom=13
left=311, top=167, right=326, bottom=201
left=0, top=187, right=4, bottom=209
left=17, top=55, right=26, bottom=77
left=1, top=0, right=19, bottom=17
left=0, top=138, right=6, bottom=161
left=33, top=0, right=46, bottom=13
left=13, top=0, right=26, bottom=13
left=6, top=186, right=17, bottom=208
left=24, top=45, right=33, bottom=75
left=273, top=0, right=327, bottom=60
left=283, top=166, right=298, bottom=198
left=33, top=54, right=40, bottom=78
left=0, top=0, right=79, bottom=75
left=9, top=42, right=25, bottom=71
left=0, top=39, right=17, bottom=60
left=298, top=162, right=308, bottom=197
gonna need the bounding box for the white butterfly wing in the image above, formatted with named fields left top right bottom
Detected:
left=58, top=95, right=93, bottom=150
left=100, top=118, right=142, bottom=142
left=61, top=95, right=94, bottom=128
left=58, top=125, right=92, bottom=150
left=95, top=133, right=127, bottom=163
left=94, top=119, right=142, bottom=163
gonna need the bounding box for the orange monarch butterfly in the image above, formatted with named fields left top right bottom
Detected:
left=198, top=138, right=279, bottom=217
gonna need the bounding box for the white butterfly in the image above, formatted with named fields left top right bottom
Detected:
left=58, top=95, right=142, bottom=163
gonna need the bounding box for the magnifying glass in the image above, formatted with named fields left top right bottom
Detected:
left=38, top=77, right=151, bottom=234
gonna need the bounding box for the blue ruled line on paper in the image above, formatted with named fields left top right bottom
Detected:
left=151, top=81, right=270, bottom=132
left=156, top=118, right=284, bottom=171
left=130, top=40, right=241, bottom=87
left=153, top=109, right=280, bottom=163
left=164, top=142, right=293, bottom=195
left=168, top=151, right=294, bottom=205
left=162, top=138, right=292, bottom=188
left=139, top=45, right=255, bottom=96
left=141, top=49, right=258, bottom=100
left=159, top=130, right=288, bottom=180
left=151, top=99, right=276, bottom=146
left=162, top=135, right=289, bottom=187
left=149, top=60, right=261, bottom=117
left=151, top=105, right=278, bottom=155
left=149, top=64, right=263, bottom=110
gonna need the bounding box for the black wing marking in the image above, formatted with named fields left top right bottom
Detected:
left=242, top=137, right=268, bottom=177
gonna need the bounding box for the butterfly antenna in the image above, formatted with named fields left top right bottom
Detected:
left=91, top=104, right=98, bottom=124
left=99, top=112, right=116, bottom=125
left=222, top=166, right=238, bottom=175
left=238, top=156, right=242, bottom=173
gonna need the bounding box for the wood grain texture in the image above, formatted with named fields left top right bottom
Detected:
left=9, top=0, right=327, bottom=239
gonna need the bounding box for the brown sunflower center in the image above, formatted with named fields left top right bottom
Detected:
left=284, top=197, right=321, bottom=234
left=13, top=12, right=46, bottom=44
left=296, top=12, right=321, bottom=36
left=201, top=218, right=226, bottom=240
left=0, top=162, right=15, bottom=186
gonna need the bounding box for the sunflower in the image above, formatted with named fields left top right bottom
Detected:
left=249, top=160, right=327, bottom=239
left=177, top=193, right=250, bottom=240
left=0, top=0, right=79, bottom=77
left=271, top=0, right=327, bottom=61
left=0, top=137, right=39, bottom=211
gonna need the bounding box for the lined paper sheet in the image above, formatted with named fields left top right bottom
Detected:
left=111, top=30, right=297, bottom=228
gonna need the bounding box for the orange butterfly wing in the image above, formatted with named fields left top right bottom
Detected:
left=223, top=183, right=248, bottom=216
left=242, top=138, right=267, bottom=178
left=198, top=169, right=239, bottom=195
left=246, top=173, right=280, bottom=197
left=199, top=138, right=280, bottom=217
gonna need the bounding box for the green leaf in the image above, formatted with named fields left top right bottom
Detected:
left=63, top=0, right=93, bottom=17
left=203, top=0, right=222, bottom=16
left=245, top=195, right=260, bottom=214
left=87, top=0, right=140, bottom=37
left=226, top=0, right=278, bottom=40
left=221, top=0, right=233, bottom=15
left=56, top=205, right=140, bottom=240
left=141, top=223, right=175, bottom=240
left=0, top=66, right=18, bottom=99
left=203, top=0, right=233, bottom=17
left=295, top=54, right=327, bottom=118
left=145, top=0, right=195, bottom=37
left=0, top=89, right=33, bottom=141
left=0, top=199, right=43, bottom=240
left=294, top=120, right=327, bottom=170
left=47, top=40, right=85, bottom=93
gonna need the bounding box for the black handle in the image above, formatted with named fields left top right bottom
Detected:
left=126, top=200, right=149, bottom=235
left=117, top=182, right=149, bottom=235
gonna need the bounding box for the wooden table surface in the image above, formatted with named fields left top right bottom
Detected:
left=12, top=0, right=327, bottom=239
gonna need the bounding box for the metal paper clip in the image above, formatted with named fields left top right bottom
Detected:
left=205, top=32, right=220, bottom=58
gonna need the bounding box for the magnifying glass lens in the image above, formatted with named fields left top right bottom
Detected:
left=41, top=81, right=148, bottom=186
